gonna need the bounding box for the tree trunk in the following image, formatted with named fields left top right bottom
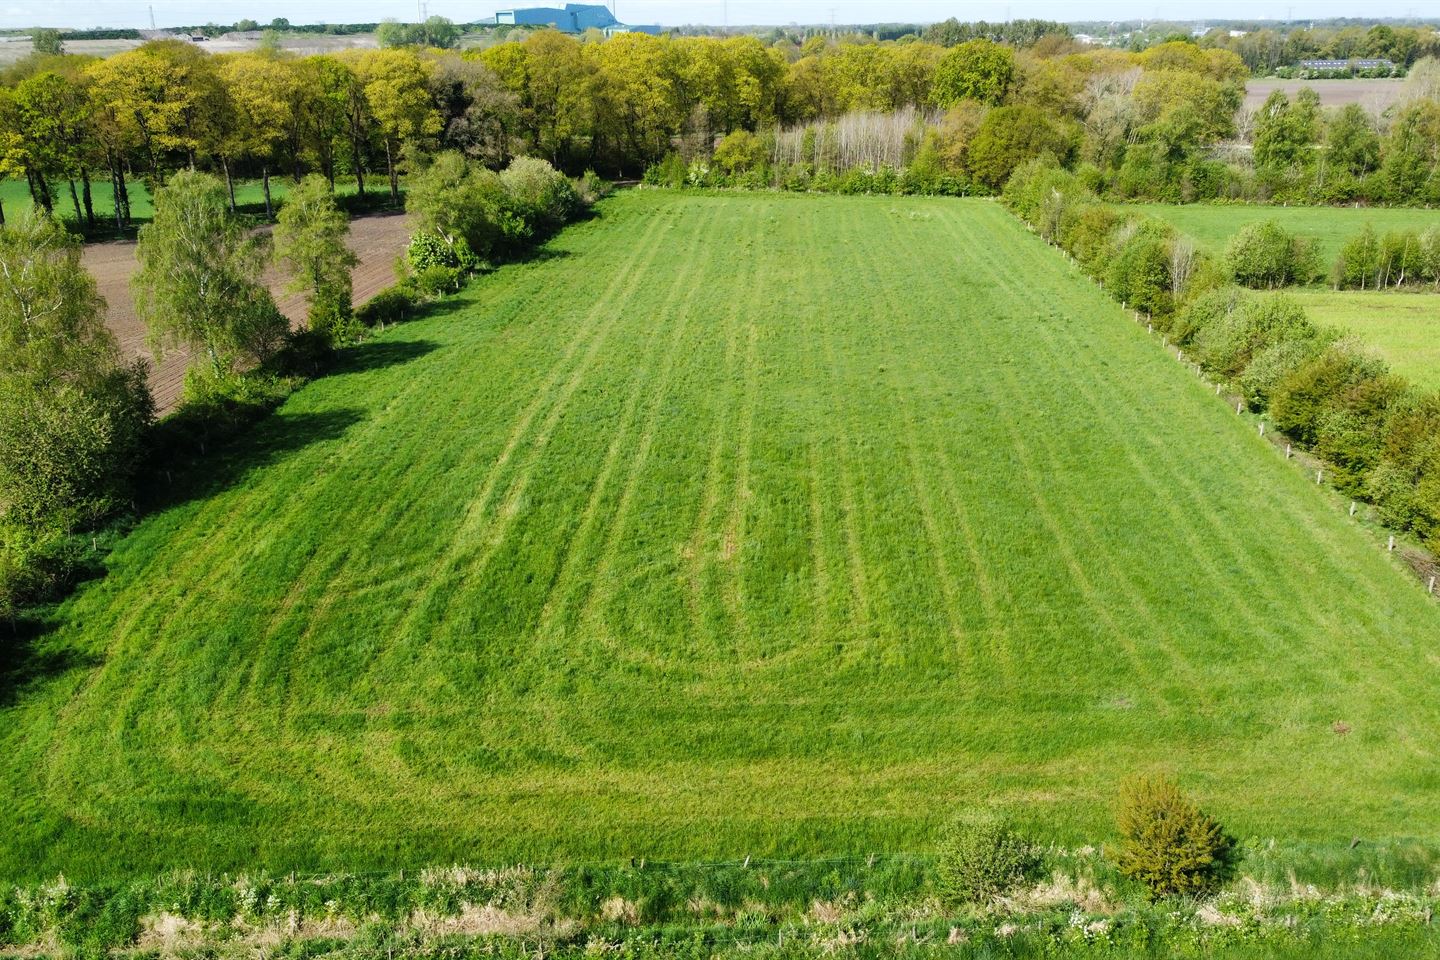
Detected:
left=221, top=157, right=237, bottom=212
left=385, top=138, right=398, bottom=203
left=68, top=178, right=83, bottom=226
left=262, top=165, right=273, bottom=219
left=0, top=197, right=6, bottom=226
left=110, top=162, right=124, bottom=231
left=81, top=169, right=95, bottom=228
left=33, top=169, right=53, bottom=213
left=116, top=163, right=131, bottom=226
left=351, top=128, right=366, bottom=197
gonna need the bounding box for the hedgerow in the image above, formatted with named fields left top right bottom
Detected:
left=1003, top=160, right=1440, bottom=558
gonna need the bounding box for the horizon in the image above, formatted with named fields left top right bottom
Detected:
left=4, top=1, right=1436, bottom=32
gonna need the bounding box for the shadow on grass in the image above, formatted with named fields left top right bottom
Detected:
left=0, top=614, right=100, bottom=709
left=144, top=407, right=365, bottom=514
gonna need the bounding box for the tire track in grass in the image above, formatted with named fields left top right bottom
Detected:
left=388, top=207, right=676, bottom=639
left=812, top=235, right=889, bottom=665
left=980, top=227, right=1333, bottom=691
left=940, top=209, right=1262, bottom=682
left=955, top=208, right=1208, bottom=699
left=684, top=217, right=749, bottom=658
left=995, top=217, right=1414, bottom=703
left=79, top=232, right=604, bottom=702
left=835, top=203, right=978, bottom=678
left=923, top=203, right=1179, bottom=712
left=991, top=210, right=1412, bottom=689
left=868, top=204, right=1015, bottom=676
left=83, top=205, right=663, bottom=787
left=529, top=202, right=722, bottom=653
left=567, top=203, right=736, bottom=670
left=718, top=266, right=765, bottom=658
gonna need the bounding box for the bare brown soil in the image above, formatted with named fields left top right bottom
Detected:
left=83, top=211, right=412, bottom=412
left=1244, top=77, right=1406, bottom=111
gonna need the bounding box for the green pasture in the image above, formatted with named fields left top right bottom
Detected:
left=1288, top=288, right=1440, bottom=391
left=1121, top=202, right=1440, bottom=268
left=5, top=191, right=1440, bottom=882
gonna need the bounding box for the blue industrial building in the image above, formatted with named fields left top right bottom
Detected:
left=491, top=3, right=661, bottom=35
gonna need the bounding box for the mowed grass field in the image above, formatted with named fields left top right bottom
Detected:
left=1289, top=288, right=1440, bottom=390
left=5, top=191, right=1440, bottom=881
left=1123, top=202, right=1440, bottom=268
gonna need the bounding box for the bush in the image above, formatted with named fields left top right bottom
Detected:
left=643, top=152, right=688, bottom=188
left=713, top=129, right=768, bottom=175
left=0, top=521, right=87, bottom=618
left=1168, top=287, right=1243, bottom=347
left=355, top=286, right=417, bottom=327
left=1193, top=294, right=1315, bottom=381
left=412, top=264, right=465, bottom=298
left=934, top=815, right=1042, bottom=906
left=576, top=170, right=612, bottom=204
left=407, top=230, right=464, bottom=272
left=1114, top=775, right=1237, bottom=900
left=1105, top=220, right=1175, bottom=318
left=1224, top=220, right=1317, bottom=289
left=500, top=155, right=580, bottom=234
left=1270, top=343, right=1398, bottom=446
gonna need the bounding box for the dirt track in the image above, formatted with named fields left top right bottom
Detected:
left=84, top=211, right=412, bottom=412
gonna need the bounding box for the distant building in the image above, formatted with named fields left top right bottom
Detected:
left=490, top=3, right=661, bottom=35
left=1299, top=58, right=1395, bottom=71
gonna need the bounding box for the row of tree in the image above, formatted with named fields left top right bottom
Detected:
left=0, top=169, right=360, bottom=617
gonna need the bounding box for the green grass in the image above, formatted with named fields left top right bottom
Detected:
left=1121, top=202, right=1440, bottom=267
left=0, top=175, right=394, bottom=231
left=5, top=191, right=1440, bottom=882
left=1287, top=287, right=1440, bottom=391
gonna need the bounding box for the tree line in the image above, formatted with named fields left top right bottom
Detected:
left=4, top=29, right=1439, bottom=221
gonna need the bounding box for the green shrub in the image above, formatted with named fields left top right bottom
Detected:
left=407, top=230, right=460, bottom=271
left=1114, top=775, right=1237, bottom=900
left=934, top=815, right=1042, bottom=906
left=356, top=286, right=417, bottom=327
left=412, top=264, right=465, bottom=298
left=713, top=129, right=769, bottom=175
left=1105, top=220, right=1175, bottom=318
left=1168, top=287, right=1244, bottom=347
left=576, top=170, right=612, bottom=204
left=1332, top=224, right=1382, bottom=289
left=1194, top=294, right=1314, bottom=381
left=1240, top=336, right=1330, bottom=409
left=0, top=521, right=86, bottom=617
left=501, top=155, right=580, bottom=233
left=1224, top=220, right=1317, bottom=289
left=643, top=152, right=688, bottom=188
left=1270, top=343, right=1398, bottom=446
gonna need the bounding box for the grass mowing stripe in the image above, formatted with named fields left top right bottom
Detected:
left=8, top=192, right=1440, bottom=880
left=388, top=207, right=678, bottom=644
left=935, top=210, right=1299, bottom=682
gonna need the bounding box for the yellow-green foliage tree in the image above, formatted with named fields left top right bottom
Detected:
left=352, top=48, right=442, bottom=201
left=133, top=170, right=288, bottom=384
left=217, top=53, right=299, bottom=216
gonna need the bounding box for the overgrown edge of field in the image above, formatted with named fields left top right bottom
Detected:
left=6, top=843, right=1440, bottom=958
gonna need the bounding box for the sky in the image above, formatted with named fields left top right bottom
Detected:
left=0, top=0, right=1430, bottom=31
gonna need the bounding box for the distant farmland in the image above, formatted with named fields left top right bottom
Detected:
left=1121, top=203, right=1440, bottom=268
left=1243, top=77, right=1407, bottom=111
left=5, top=192, right=1439, bottom=881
